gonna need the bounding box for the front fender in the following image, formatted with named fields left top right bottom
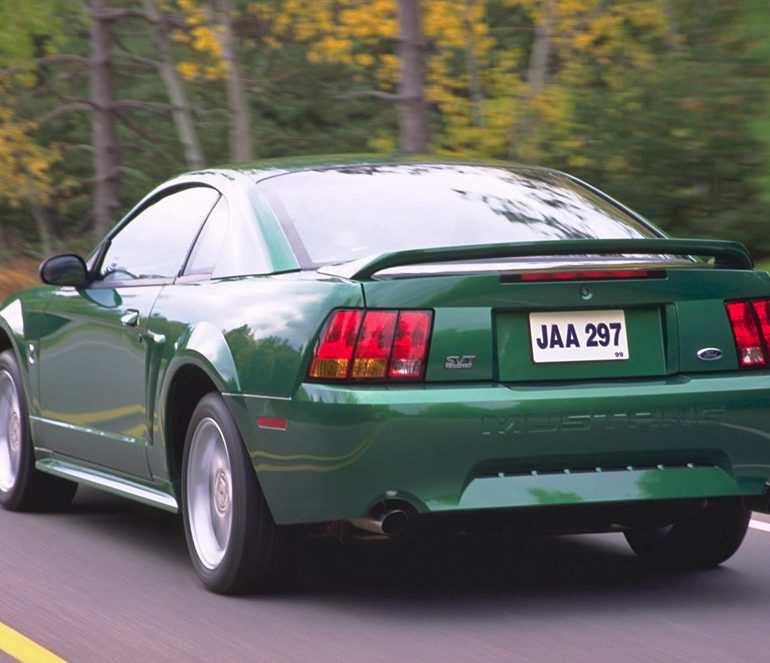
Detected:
left=0, top=298, right=26, bottom=355
left=0, top=290, right=55, bottom=416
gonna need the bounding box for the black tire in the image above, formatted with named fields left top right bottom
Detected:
left=0, top=350, right=77, bottom=511
left=624, top=498, right=751, bottom=569
left=181, top=392, right=293, bottom=594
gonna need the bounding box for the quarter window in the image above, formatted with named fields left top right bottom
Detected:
left=184, top=197, right=230, bottom=276
left=100, top=187, right=220, bottom=281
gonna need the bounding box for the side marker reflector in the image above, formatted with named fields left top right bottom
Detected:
left=257, top=417, right=287, bottom=431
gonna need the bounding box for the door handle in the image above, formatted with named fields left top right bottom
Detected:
left=120, top=309, right=140, bottom=327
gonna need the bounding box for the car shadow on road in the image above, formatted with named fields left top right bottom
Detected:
left=62, top=487, right=758, bottom=611
left=62, top=486, right=188, bottom=564
left=293, top=531, right=684, bottom=596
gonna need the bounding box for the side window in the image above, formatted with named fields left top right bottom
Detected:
left=100, top=187, right=220, bottom=281
left=184, top=197, right=230, bottom=276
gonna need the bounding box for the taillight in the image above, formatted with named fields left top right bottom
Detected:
left=308, top=309, right=363, bottom=379
left=725, top=301, right=766, bottom=367
left=309, top=309, right=433, bottom=382
left=352, top=311, right=397, bottom=379
left=389, top=311, right=431, bottom=379
left=751, top=300, right=770, bottom=339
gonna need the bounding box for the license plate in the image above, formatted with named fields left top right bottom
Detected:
left=529, top=310, right=629, bottom=363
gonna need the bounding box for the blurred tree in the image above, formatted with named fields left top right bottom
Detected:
left=289, top=0, right=430, bottom=153
left=396, top=0, right=428, bottom=152
left=0, top=91, right=61, bottom=255
left=141, top=0, right=205, bottom=168
left=736, top=0, right=770, bottom=209
left=90, top=0, right=121, bottom=237
left=0, top=0, right=769, bottom=262
left=174, top=0, right=252, bottom=161
left=0, top=0, right=76, bottom=254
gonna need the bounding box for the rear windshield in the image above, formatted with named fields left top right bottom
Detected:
left=257, top=164, right=660, bottom=267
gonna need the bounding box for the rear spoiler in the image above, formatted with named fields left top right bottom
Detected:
left=319, top=238, right=753, bottom=281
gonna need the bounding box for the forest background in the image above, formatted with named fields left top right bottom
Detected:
left=1, top=0, right=769, bottom=297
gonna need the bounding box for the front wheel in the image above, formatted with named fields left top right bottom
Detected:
left=181, top=392, right=292, bottom=594
left=624, top=498, right=751, bottom=569
left=0, top=350, right=77, bottom=511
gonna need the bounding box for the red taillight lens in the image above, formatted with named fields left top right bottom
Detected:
left=352, top=311, right=397, bottom=379
left=751, top=299, right=770, bottom=350
left=726, top=301, right=765, bottom=367
left=309, top=309, right=432, bottom=381
left=308, top=309, right=363, bottom=379
left=389, top=311, right=432, bottom=379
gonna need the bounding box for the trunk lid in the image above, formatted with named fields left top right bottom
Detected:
left=322, top=239, right=769, bottom=383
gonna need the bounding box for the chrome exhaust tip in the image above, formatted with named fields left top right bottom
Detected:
left=348, top=508, right=409, bottom=536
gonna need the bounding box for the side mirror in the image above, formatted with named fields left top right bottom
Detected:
left=39, top=254, right=89, bottom=287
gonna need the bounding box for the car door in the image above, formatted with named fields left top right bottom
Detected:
left=34, top=186, right=221, bottom=479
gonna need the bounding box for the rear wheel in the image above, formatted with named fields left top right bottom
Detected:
left=624, top=498, right=750, bottom=569
left=0, top=350, right=77, bottom=511
left=181, top=392, right=292, bottom=594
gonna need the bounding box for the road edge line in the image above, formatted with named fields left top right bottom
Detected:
left=0, top=622, right=66, bottom=663
left=749, top=519, right=770, bottom=533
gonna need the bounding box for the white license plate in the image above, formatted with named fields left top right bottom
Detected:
left=529, top=310, right=629, bottom=363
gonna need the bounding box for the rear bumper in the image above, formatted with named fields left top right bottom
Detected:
left=224, top=373, right=770, bottom=525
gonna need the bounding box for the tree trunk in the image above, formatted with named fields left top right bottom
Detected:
left=660, top=0, right=682, bottom=54
left=141, top=0, right=205, bottom=169
left=463, top=0, right=485, bottom=128
left=213, top=0, right=252, bottom=162
left=509, top=0, right=555, bottom=161
left=28, top=198, right=53, bottom=257
left=396, top=0, right=428, bottom=154
left=90, top=0, right=121, bottom=238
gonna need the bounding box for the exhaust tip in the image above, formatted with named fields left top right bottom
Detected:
left=347, top=507, right=411, bottom=536
left=380, top=509, right=408, bottom=536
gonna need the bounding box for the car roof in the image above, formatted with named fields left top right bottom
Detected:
left=210, top=153, right=557, bottom=183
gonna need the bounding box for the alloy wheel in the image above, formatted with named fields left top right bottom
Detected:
left=186, top=416, right=233, bottom=569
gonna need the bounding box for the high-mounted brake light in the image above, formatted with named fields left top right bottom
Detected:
left=726, top=301, right=765, bottom=367
left=309, top=309, right=433, bottom=382
left=506, top=269, right=664, bottom=283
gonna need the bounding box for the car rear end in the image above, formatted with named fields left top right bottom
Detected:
left=232, top=163, right=770, bottom=529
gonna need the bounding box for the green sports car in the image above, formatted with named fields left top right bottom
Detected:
left=2, top=158, right=770, bottom=593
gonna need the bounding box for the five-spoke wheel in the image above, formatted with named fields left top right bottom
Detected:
left=186, top=416, right=234, bottom=570
left=181, top=392, right=292, bottom=594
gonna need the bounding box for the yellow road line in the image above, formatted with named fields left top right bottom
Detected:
left=0, top=622, right=66, bottom=663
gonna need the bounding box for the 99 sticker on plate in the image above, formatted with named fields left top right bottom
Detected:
left=529, top=310, right=629, bottom=363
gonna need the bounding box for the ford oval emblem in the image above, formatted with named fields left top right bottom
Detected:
left=697, top=347, right=723, bottom=361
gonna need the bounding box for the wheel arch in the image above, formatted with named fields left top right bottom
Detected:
left=0, top=325, right=13, bottom=354
left=163, top=362, right=220, bottom=488
left=157, top=321, right=242, bottom=488
left=0, top=299, right=34, bottom=405
left=0, top=299, right=27, bottom=358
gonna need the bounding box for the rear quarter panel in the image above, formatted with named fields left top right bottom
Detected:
left=148, top=272, right=362, bottom=480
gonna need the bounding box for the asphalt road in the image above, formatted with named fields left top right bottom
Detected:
left=1, top=487, right=769, bottom=662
